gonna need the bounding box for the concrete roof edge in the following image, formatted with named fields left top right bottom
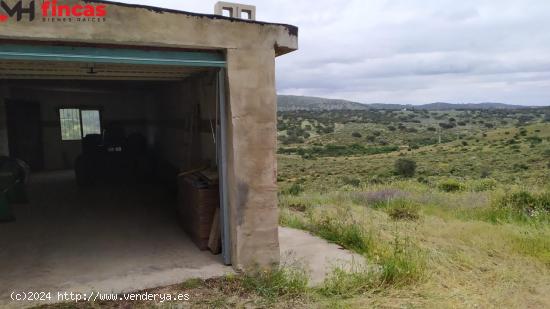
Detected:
left=84, top=0, right=299, bottom=37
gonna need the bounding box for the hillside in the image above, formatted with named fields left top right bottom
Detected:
left=277, top=95, right=370, bottom=111
left=275, top=107, right=550, bottom=308
left=278, top=95, right=535, bottom=111
left=277, top=107, right=550, bottom=185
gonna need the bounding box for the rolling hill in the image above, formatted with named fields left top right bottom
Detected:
left=277, top=95, right=370, bottom=111
left=277, top=95, right=534, bottom=111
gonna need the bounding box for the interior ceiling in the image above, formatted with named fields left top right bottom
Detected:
left=0, top=60, right=210, bottom=80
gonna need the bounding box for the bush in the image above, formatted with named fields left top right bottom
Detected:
left=439, top=122, right=455, bottom=129
left=417, top=176, right=429, bottom=184
left=513, top=163, right=529, bottom=171
left=287, top=183, right=304, bottom=196
left=438, top=179, right=464, bottom=192
left=351, top=132, right=362, bottom=138
left=527, top=136, right=542, bottom=144
left=394, top=158, right=417, bottom=178
left=387, top=200, right=420, bottom=221
left=480, top=167, right=491, bottom=178
left=342, top=176, right=361, bottom=187
left=470, top=178, right=498, bottom=192
left=497, top=191, right=550, bottom=215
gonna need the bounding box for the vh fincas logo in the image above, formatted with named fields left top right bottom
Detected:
left=0, top=1, right=107, bottom=23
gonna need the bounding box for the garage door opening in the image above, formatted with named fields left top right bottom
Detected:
left=0, top=48, right=232, bottom=304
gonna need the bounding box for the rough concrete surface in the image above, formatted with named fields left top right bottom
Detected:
left=279, top=227, right=366, bottom=286
left=0, top=171, right=232, bottom=308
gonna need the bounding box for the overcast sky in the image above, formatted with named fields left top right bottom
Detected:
left=119, top=0, right=550, bottom=106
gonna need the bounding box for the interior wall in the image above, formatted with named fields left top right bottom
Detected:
left=154, top=72, right=218, bottom=172
left=0, top=74, right=218, bottom=173
left=1, top=81, right=155, bottom=170
left=0, top=85, right=9, bottom=156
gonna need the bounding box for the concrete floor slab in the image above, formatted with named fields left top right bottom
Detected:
left=0, top=171, right=364, bottom=308
left=0, top=171, right=232, bottom=308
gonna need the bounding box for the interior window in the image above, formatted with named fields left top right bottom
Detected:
left=59, top=108, right=101, bottom=141
left=60, top=109, right=82, bottom=141
left=81, top=110, right=101, bottom=137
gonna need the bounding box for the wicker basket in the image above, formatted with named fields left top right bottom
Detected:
left=177, top=173, right=219, bottom=250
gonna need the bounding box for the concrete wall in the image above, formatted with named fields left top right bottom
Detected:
left=155, top=73, right=217, bottom=171
left=226, top=48, right=280, bottom=268
left=0, top=0, right=298, bottom=269
left=0, top=77, right=217, bottom=171
left=2, top=82, right=155, bottom=170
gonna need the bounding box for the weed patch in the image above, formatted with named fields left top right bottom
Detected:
left=239, top=265, right=310, bottom=302
left=438, top=179, right=465, bottom=192
left=319, top=264, right=377, bottom=298
left=386, top=200, right=421, bottom=221
left=494, top=190, right=550, bottom=221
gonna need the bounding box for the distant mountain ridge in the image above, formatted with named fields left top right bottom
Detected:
left=277, top=95, right=369, bottom=111
left=277, top=95, right=534, bottom=111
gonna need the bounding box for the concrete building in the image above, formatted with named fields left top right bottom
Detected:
left=0, top=0, right=298, bottom=302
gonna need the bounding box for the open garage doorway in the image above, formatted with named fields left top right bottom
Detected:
left=0, top=44, right=232, bottom=305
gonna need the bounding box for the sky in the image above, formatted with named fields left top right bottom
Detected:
left=118, top=0, right=550, bottom=106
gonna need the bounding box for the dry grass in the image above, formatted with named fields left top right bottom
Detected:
left=279, top=187, right=550, bottom=308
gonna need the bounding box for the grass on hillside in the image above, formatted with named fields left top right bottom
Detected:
left=279, top=123, right=550, bottom=190
left=279, top=181, right=550, bottom=308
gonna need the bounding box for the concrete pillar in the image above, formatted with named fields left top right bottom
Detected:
left=225, top=48, right=279, bottom=269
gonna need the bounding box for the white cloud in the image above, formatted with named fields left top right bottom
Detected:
left=117, top=0, right=550, bottom=105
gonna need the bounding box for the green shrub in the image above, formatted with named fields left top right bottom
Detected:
left=287, top=183, right=304, bottom=196
left=470, top=178, right=498, bottom=192
left=342, top=176, right=361, bottom=187
left=417, top=176, right=429, bottom=184
left=497, top=191, right=550, bottom=214
left=387, top=200, right=420, bottom=221
left=394, top=158, right=417, bottom=178
left=513, top=163, right=529, bottom=171
left=351, top=132, right=362, bottom=138
left=480, top=167, right=491, bottom=178
left=438, top=179, right=464, bottom=192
